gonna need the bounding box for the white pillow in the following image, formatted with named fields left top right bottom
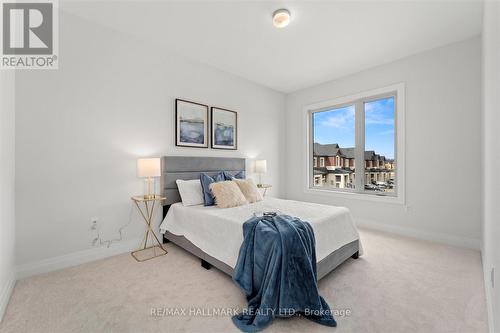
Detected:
left=209, top=181, right=248, bottom=208
left=176, top=179, right=204, bottom=206
left=234, top=179, right=263, bottom=203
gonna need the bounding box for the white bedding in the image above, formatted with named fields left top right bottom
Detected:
left=160, top=197, right=362, bottom=268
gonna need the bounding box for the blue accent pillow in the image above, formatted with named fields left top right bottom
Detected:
left=223, top=170, right=245, bottom=180
left=200, top=172, right=226, bottom=206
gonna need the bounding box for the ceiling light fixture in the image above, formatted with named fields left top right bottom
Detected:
left=272, top=9, right=291, bottom=28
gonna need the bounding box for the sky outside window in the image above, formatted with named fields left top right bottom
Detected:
left=364, top=97, right=395, bottom=159
left=313, top=98, right=394, bottom=159
left=313, top=105, right=355, bottom=148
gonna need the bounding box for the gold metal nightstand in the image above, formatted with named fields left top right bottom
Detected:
left=131, top=195, right=167, bottom=262
left=257, top=184, right=272, bottom=197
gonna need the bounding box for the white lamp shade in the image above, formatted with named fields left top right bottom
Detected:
left=137, top=158, right=161, bottom=178
left=255, top=160, right=267, bottom=174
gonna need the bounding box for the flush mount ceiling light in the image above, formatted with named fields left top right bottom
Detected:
left=272, top=9, right=291, bottom=28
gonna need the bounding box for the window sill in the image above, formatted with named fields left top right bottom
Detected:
left=304, top=187, right=405, bottom=205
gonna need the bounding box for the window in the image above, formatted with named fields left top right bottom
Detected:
left=313, top=157, right=317, bottom=167
left=365, top=97, right=396, bottom=194
left=320, top=157, right=325, bottom=167
left=307, top=84, right=405, bottom=201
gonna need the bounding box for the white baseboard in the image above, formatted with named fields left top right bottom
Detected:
left=16, top=237, right=143, bottom=280
left=481, top=251, right=495, bottom=333
left=0, top=273, right=16, bottom=323
left=356, top=218, right=481, bottom=250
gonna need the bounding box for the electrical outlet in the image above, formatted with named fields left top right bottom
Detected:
left=90, top=218, right=100, bottom=246
left=91, top=217, right=98, bottom=229
left=491, top=267, right=495, bottom=288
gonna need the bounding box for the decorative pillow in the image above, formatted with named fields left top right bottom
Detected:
left=200, top=172, right=226, bottom=206
left=234, top=171, right=245, bottom=179
left=223, top=170, right=246, bottom=180
left=234, top=179, right=263, bottom=203
left=209, top=181, right=248, bottom=208
left=176, top=179, right=204, bottom=206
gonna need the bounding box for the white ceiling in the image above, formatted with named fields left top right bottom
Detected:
left=63, top=1, right=483, bottom=93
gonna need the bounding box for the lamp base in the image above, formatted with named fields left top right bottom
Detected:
left=143, top=177, right=156, bottom=200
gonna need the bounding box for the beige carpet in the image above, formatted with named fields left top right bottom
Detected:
left=0, top=228, right=488, bottom=333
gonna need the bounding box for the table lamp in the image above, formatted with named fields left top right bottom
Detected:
left=137, top=158, right=161, bottom=199
left=255, top=159, right=267, bottom=187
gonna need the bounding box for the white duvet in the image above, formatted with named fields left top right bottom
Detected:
left=160, top=197, right=362, bottom=268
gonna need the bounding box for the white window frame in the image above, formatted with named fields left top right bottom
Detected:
left=319, top=157, right=325, bottom=167
left=304, top=83, right=406, bottom=204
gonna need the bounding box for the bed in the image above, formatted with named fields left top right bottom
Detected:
left=159, top=156, right=361, bottom=280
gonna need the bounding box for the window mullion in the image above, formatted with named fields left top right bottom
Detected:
left=354, top=100, right=365, bottom=192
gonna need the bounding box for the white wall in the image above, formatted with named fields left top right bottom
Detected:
left=285, top=37, right=482, bottom=248
left=482, top=2, right=500, bottom=331
left=14, top=11, right=285, bottom=275
left=0, top=71, right=16, bottom=320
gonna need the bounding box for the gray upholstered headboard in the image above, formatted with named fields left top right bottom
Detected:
left=161, top=156, right=246, bottom=205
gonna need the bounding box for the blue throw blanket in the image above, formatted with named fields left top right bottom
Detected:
left=232, top=214, right=337, bottom=332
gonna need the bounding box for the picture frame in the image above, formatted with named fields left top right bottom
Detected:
left=175, top=99, right=209, bottom=148
left=211, top=107, right=238, bottom=150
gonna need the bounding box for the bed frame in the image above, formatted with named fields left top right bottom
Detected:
left=160, top=155, right=359, bottom=280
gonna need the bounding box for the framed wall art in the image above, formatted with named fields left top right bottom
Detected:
left=211, top=107, right=237, bottom=150
left=175, top=99, right=209, bottom=148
